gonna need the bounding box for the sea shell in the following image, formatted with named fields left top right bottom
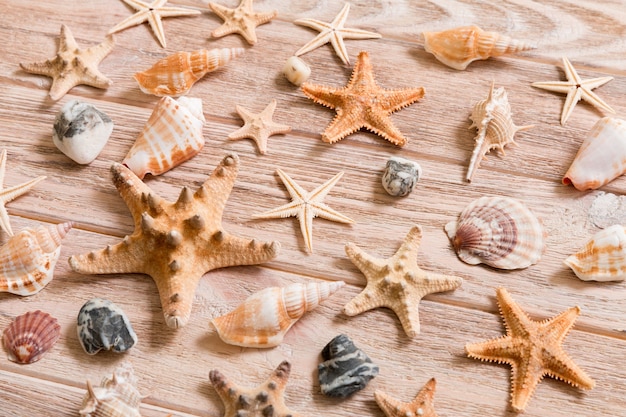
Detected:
left=564, top=224, right=626, bottom=282
left=562, top=117, right=626, bottom=191
left=444, top=196, right=545, bottom=269
left=80, top=362, right=143, bottom=417
left=77, top=298, right=138, bottom=355
left=423, top=25, right=534, bottom=70
left=466, top=83, right=533, bottom=182
left=212, top=281, right=345, bottom=348
left=381, top=156, right=422, bottom=196
left=134, top=47, right=245, bottom=96
left=0, top=222, right=73, bottom=296
left=122, top=96, right=205, bottom=179
left=2, top=310, right=61, bottom=364
left=283, top=56, right=311, bottom=86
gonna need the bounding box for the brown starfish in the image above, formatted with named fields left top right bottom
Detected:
left=68, top=153, right=280, bottom=329
left=301, top=50, right=424, bottom=146
left=228, top=100, right=292, bottom=155
left=375, top=378, right=438, bottom=417
left=20, top=25, right=114, bottom=101
left=466, top=287, right=595, bottom=412
left=343, top=225, right=462, bottom=337
left=208, top=0, right=277, bottom=45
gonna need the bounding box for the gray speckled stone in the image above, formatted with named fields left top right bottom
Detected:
left=77, top=298, right=137, bottom=355
left=382, top=156, right=422, bottom=197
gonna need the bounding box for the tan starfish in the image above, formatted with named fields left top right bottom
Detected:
left=20, top=25, right=114, bottom=101
left=375, top=378, right=438, bottom=417
left=294, top=3, right=381, bottom=65
left=228, top=99, right=292, bottom=155
left=531, top=57, right=614, bottom=125
left=465, top=287, right=595, bottom=412
left=253, top=168, right=353, bottom=252
left=343, top=225, right=462, bottom=337
left=108, top=0, right=201, bottom=48
left=68, top=153, right=280, bottom=329
left=302, top=51, right=424, bottom=146
left=208, top=0, right=277, bottom=45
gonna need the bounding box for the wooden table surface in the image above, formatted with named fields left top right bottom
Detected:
left=2, top=0, right=626, bottom=416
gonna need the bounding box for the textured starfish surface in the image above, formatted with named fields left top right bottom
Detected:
left=209, top=361, right=302, bottom=417
left=375, top=378, right=438, bottom=417
left=68, top=153, right=280, bottom=329
left=108, top=0, right=201, bottom=48
left=208, top=0, right=277, bottom=45
left=465, top=287, right=595, bottom=412
left=19, top=24, right=114, bottom=101
left=343, top=225, right=462, bottom=337
left=301, top=51, right=424, bottom=146
left=531, top=56, right=614, bottom=125
left=294, top=3, right=381, bottom=65
left=228, top=99, right=292, bottom=155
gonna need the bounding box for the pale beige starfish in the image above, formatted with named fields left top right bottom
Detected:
left=20, top=25, right=114, bottom=101
left=375, top=378, right=438, bottom=417
left=253, top=168, right=353, bottom=252
left=228, top=99, right=292, bottom=155
left=294, top=3, right=381, bottom=65
left=208, top=0, right=277, bottom=45
left=531, top=57, right=614, bottom=125
left=343, top=225, right=463, bottom=337
left=108, top=0, right=201, bottom=48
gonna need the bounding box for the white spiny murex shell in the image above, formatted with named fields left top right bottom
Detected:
left=80, top=362, right=144, bottom=417
left=444, top=196, right=545, bottom=269
left=564, top=224, right=626, bottom=282
left=212, top=281, right=345, bottom=348
left=2, top=310, right=61, bottom=364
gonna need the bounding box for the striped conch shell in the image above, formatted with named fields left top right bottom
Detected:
left=212, top=281, right=345, bottom=348
left=564, top=224, right=626, bottom=282
left=423, top=25, right=534, bottom=70
left=2, top=310, right=61, bottom=364
left=80, top=362, right=143, bottom=417
left=122, top=96, right=205, bottom=179
left=0, top=222, right=73, bottom=296
left=134, top=47, right=245, bottom=96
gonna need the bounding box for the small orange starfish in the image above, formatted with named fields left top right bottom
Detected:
left=375, top=378, right=438, bottom=417
left=208, top=0, right=277, bottom=45
left=228, top=100, right=292, bottom=154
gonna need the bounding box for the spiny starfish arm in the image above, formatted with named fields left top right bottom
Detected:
left=157, top=6, right=202, bottom=17
left=378, top=88, right=425, bottom=113
left=375, top=378, right=437, bottom=417
left=530, top=80, right=574, bottom=94
left=85, top=34, right=116, bottom=64
left=108, top=11, right=151, bottom=34
left=561, top=56, right=582, bottom=84
left=363, top=115, right=408, bottom=146
left=496, top=288, right=533, bottom=334
left=330, top=28, right=381, bottom=65
left=294, top=18, right=331, bottom=33
left=20, top=58, right=61, bottom=77
left=195, top=154, right=240, bottom=221
left=391, top=300, right=421, bottom=337
left=68, top=236, right=146, bottom=275
left=58, top=24, right=79, bottom=52
left=309, top=171, right=345, bottom=201
left=300, top=204, right=314, bottom=252
left=310, top=201, right=354, bottom=224
left=465, top=335, right=520, bottom=364
left=146, top=13, right=167, bottom=48
left=275, top=168, right=309, bottom=201
left=253, top=201, right=304, bottom=220
left=560, top=87, right=583, bottom=125
left=301, top=83, right=344, bottom=110
left=510, top=353, right=543, bottom=412
left=322, top=108, right=367, bottom=144
left=209, top=367, right=244, bottom=416
left=110, top=163, right=155, bottom=228
left=152, top=269, right=203, bottom=329
left=347, top=51, right=377, bottom=88
left=542, top=348, right=596, bottom=390
left=343, top=286, right=387, bottom=315
left=344, top=242, right=389, bottom=276
left=0, top=176, right=46, bottom=205
left=201, top=233, right=280, bottom=271
left=580, top=84, right=615, bottom=113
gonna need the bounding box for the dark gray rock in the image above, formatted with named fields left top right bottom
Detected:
left=77, top=298, right=137, bottom=355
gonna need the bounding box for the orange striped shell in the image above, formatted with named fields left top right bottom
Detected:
left=2, top=310, right=61, bottom=364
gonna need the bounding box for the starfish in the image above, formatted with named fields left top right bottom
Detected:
left=19, top=25, right=114, bottom=101
left=294, top=3, right=382, bottom=65
left=108, top=0, right=201, bottom=48
left=208, top=0, right=277, bottom=45
left=375, top=378, right=438, bottom=417
left=253, top=168, right=353, bottom=252
left=531, top=57, right=614, bottom=125
left=343, top=225, right=463, bottom=337
left=465, top=287, right=595, bottom=412
left=302, top=51, right=424, bottom=146
left=228, top=99, right=292, bottom=155
left=68, top=153, right=280, bottom=329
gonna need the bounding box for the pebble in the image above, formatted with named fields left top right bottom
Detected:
left=382, top=156, right=422, bottom=197
left=77, top=298, right=137, bottom=355
left=283, top=56, right=311, bottom=86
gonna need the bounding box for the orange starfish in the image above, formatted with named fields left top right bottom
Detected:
left=208, top=0, right=277, bottom=45
left=228, top=100, right=292, bottom=154
left=375, top=378, right=438, bottom=417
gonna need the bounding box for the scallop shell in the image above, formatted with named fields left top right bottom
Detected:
left=122, top=96, right=205, bottom=179
left=212, top=281, right=345, bottom=348
left=80, top=362, right=143, bottom=417
left=2, top=310, right=61, bottom=364
left=134, top=48, right=245, bottom=96
left=0, top=222, right=73, bottom=296
left=423, top=25, right=534, bottom=70
left=444, top=196, right=545, bottom=269
left=564, top=224, right=626, bottom=282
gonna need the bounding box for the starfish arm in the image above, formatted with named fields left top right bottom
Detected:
left=322, top=110, right=365, bottom=143
left=294, top=31, right=332, bottom=57
left=300, top=203, right=315, bottom=251
left=343, top=286, right=387, bottom=315
left=530, top=81, right=575, bottom=94
left=543, top=349, right=596, bottom=390
left=378, top=88, right=425, bottom=113
left=301, top=83, right=343, bottom=110
left=19, top=59, right=60, bottom=77
left=253, top=201, right=304, bottom=220
left=201, top=233, right=280, bottom=271
left=311, top=201, right=354, bottom=224
left=560, top=87, right=583, bottom=125
left=308, top=171, right=344, bottom=201
left=209, top=367, right=242, bottom=417
left=561, top=56, right=582, bottom=84
left=275, top=168, right=309, bottom=201
left=0, top=175, right=46, bottom=205
left=195, top=154, right=240, bottom=227
left=110, top=163, right=154, bottom=228
left=329, top=32, right=350, bottom=65
left=85, top=35, right=116, bottom=65
left=68, top=237, right=146, bottom=275
left=363, top=114, right=408, bottom=146
left=108, top=10, right=150, bottom=34
left=390, top=300, right=421, bottom=337
left=294, top=18, right=331, bottom=32
left=580, top=85, right=615, bottom=114
left=58, top=24, right=79, bottom=52
left=375, top=379, right=437, bottom=417
left=496, top=288, right=533, bottom=334
left=122, top=0, right=156, bottom=10
left=338, top=27, right=382, bottom=40
left=146, top=13, right=167, bottom=48
left=157, top=6, right=202, bottom=18
left=345, top=242, right=388, bottom=276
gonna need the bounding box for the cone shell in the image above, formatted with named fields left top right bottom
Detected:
left=212, top=281, right=345, bottom=348
left=2, top=310, right=61, bottom=364
left=134, top=48, right=245, bottom=96
left=423, top=25, right=534, bottom=70
left=80, top=362, right=143, bottom=417
left=444, top=196, right=545, bottom=269
left=0, top=222, right=73, bottom=296
left=564, top=224, right=626, bottom=281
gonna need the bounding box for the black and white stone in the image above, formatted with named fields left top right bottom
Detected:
left=318, top=334, right=379, bottom=397
left=382, top=156, right=422, bottom=197
left=77, top=298, right=137, bottom=355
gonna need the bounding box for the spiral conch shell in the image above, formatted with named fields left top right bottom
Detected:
left=423, top=25, right=534, bottom=70
left=212, top=281, right=345, bottom=348
left=444, top=196, right=545, bottom=269
left=80, top=362, right=143, bottom=417
left=564, top=224, right=626, bottom=282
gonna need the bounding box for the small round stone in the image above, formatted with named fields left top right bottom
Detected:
left=77, top=298, right=137, bottom=355
left=283, top=56, right=311, bottom=86
left=382, top=156, right=422, bottom=197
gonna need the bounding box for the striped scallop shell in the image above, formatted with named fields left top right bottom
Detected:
left=80, top=362, right=143, bottom=417
left=2, top=310, right=61, bottom=364
left=564, top=224, right=626, bottom=282
left=444, top=196, right=544, bottom=269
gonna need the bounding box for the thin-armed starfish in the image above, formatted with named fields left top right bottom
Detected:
left=375, top=378, right=439, bottom=417
left=228, top=100, right=292, bottom=154
left=208, top=0, right=277, bottom=45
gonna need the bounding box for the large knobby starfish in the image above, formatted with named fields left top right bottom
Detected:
left=375, top=378, right=438, bottom=417
left=20, top=25, right=114, bottom=101
left=228, top=99, right=292, bottom=155
left=343, top=225, right=463, bottom=337
left=302, top=51, right=424, bottom=146
left=465, top=287, right=595, bottom=412
left=208, top=0, right=277, bottom=45
left=531, top=57, right=614, bottom=125
left=68, top=154, right=280, bottom=329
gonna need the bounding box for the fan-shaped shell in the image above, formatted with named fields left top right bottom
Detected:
left=80, top=362, right=143, bottom=417
left=212, top=281, right=345, bottom=348
left=564, top=224, right=626, bottom=282
left=2, top=310, right=61, bottom=364
left=444, top=196, right=545, bottom=269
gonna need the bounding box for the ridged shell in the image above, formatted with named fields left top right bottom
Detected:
left=2, top=310, right=61, bottom=364
left=444, top=196, right=545, bottom=269
left=80, top=362, right=143, bottom=417
left=212, top=281, right=345, bottom=348
left=0, top=222, right=73, bottom=296
left=122, top=96, right=205, bottom=179
left=423, top=25, right=534, bottom=70
left=564, top=224, right=626, bottom=282
left=134, top=48, right=245, bottom=96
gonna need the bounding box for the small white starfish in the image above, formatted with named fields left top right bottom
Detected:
left=228, top=99, right=292, bottom=155
left=254, top=168, right=353, bottom=252
left=294, top=3, right=381, bottom=65
left=531, top=57, right=614, bottom=125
